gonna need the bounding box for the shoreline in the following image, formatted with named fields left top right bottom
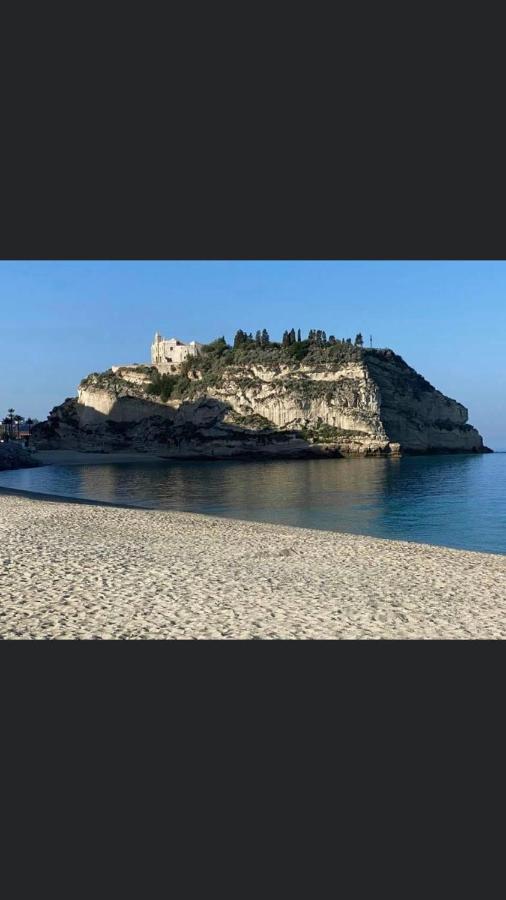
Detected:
left=0, top=483, right=152, bottom=511
left=34, top=449, right=170, bottom=466
left=0, top=452, right=504, bottom=558
left=1, top=492, right=505, bottom=639
left=1, top=480, right=505, bottom=558
left=18, top=446, right=496, bottom=471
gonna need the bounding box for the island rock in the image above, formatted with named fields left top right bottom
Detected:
left=31, top=344, right=490, bottom=459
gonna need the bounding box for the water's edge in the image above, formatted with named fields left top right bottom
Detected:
left=0, top=484, right=152, bottom=511
left=2, top=482, right=504, bottom=560
left=1, top=454, right=504, bottom=555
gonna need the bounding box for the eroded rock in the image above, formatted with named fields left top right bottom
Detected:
left=31, top=349, right=490, bottom=458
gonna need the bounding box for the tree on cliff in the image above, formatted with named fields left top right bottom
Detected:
left=234, top=329, right=248, bottom=349
left=355, top=333, right=364, bottom=347
left=261, top=329, right=270, bottom=346
left=283, top=328, right=297, bottom=347
left=202, top=337, right=228, bottom=355
left=309, top=330, right=327, bottom=346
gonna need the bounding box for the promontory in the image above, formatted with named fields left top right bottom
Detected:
left=32, top=330, right=489, bottom=459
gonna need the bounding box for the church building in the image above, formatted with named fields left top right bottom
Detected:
left=151, top=332, right=203, bottom=372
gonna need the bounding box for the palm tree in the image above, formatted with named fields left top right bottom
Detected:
left=26, top=418, right=34, bottom=437
left=2, top=417, right=11, bottom=440
left=7, top=409, right=15, bottom=438
left=14, top=415, right=23, bottom=439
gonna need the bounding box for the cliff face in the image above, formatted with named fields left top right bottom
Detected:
left=363, top=350, right=484, bottom=452
left=32, top=351, right=488, bottom=458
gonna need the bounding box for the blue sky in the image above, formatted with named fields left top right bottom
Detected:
left=1, top=260, right=505, bottom=448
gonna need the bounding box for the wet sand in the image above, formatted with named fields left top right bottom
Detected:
left=1, top=493, right=505, bottom=639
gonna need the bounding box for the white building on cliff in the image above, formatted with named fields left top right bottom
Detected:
left=151, top=332, right=203, bottom=372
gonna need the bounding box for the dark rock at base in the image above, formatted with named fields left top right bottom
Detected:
left=0, top=442, right=41, bottom=471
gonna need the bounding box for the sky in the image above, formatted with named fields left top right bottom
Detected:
left=1, top=260, right=505, bottom=448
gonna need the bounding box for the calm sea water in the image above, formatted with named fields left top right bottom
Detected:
left=1, top=453, right=505, bottom=554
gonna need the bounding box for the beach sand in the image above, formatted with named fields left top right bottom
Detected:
left=1, top=492, right=505, bottom=639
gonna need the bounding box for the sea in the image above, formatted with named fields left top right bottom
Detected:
left=1, top=452, right=505, bottom=555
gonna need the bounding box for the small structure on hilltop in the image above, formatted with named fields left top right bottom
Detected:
left=151, top=332, right=203, bottom=373
left=112, top=332, right=204, bottom=375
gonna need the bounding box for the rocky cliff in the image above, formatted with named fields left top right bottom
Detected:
left=32, top=345, right=489, bottom=459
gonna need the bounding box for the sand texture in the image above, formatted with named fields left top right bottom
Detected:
left=1, top=493, right=505, bottom=640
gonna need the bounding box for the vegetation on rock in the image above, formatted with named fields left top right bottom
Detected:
left=37, top=326, right=486, bottom=458
left=0, top=443, right=40, bottom=470
left=81, top=330, right=370, bottom=407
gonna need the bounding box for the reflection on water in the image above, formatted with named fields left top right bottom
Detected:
left=75, top=456, right=396, bottom=532
left=1, top=454, right=505, bottom=554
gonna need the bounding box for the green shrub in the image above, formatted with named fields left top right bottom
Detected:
left=146, top=373, right=180, bottom=402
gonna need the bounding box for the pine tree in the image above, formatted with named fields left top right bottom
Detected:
left=234, top=330, right=247, bottom=349
left=355, top=332, right=364, bottom=347
left=289, top=328, right=296, bottom=345
left=282, top=330, right=290, bottom=347
left=255, top=330, right=262, bottom=346
left=261, top=329, right=270, bottom=346
left=297, top=328, right=301, bottom=343
left=328, top=335, right=336, bottom=345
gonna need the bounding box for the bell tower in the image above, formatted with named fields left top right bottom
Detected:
left=151, top=332, right=163, bottom=365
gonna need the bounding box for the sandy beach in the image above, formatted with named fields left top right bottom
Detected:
left=1, top=491, right=505, bottom=639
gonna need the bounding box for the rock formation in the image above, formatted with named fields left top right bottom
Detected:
left=32, top=347, right=490, bottom=459
left=0, top=442, right=40, bottom=471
